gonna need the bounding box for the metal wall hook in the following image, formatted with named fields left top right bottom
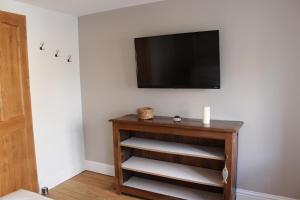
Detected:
left=39, top=42, right=45, bottom=50
left=55, top=49, right=60, bottom=57
left=67, top=55, right=72, bottom=62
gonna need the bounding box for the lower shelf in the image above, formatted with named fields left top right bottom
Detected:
left=122, top=156, right=223, bottom=187
left=123, top=176, right=223, bottom=200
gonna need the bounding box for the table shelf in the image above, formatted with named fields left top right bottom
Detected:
left=124, top=176, right=222, bottom=200
left=121, top=137, right=225, bottom=160
left=122, top=156, right=223, bottom=188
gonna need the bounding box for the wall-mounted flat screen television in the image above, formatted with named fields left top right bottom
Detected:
left=135, top=30, right=220, bottom=88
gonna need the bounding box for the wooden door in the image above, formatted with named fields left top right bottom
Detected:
left=0, top=11, right=38, bottom=196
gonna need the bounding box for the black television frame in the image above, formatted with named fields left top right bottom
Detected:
left=135, top=30, right=220, bottom=89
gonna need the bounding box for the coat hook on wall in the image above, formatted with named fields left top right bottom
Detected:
left=67, top=55, right=72, bottom=63
left=55, top=49, right=60, bottom=57
left=39, top=42, right=45, bottom=50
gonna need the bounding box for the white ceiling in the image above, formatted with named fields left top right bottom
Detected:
left=16, top=0, right=164, bottom=16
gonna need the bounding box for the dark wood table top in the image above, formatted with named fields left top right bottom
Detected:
left=110, top=114, right=243, bottom=133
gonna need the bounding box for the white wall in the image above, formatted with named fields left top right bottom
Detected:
left=0, top=0, right=85, bottom=189
left=79, top=0, right=300, bottom=199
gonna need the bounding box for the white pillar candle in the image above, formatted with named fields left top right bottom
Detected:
left=203, top=106, right=211, bottom=125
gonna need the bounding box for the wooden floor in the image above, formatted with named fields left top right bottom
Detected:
left=48, top=171, right=140, bottom=200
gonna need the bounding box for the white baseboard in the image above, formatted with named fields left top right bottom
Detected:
left=85, top=160, right=115, bottom=176
left=85, top=160, right=298, bottom=200
left=236, top=189, right=298, bottom=200
left=42, top=166, right=85, bottom=190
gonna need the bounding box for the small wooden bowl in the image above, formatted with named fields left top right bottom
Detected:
left=137, top=107, right=154, bottom=120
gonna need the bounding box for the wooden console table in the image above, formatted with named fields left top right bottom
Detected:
left=110, top=114, right=243, bottom=200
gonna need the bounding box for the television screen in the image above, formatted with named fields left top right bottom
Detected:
left=135, top=30, right=220, bottom=88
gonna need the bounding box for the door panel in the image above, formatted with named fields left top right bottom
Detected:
left=0, top=22, right=24, bottom=121
left=0, top=10, right=38, bottom=196
left=0, top=129, right=27, bottom=194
